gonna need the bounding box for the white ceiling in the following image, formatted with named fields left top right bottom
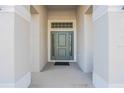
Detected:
left=47, top=5, right=78, bottom=10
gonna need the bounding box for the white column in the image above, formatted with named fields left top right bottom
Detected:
left=0, top=5, right=31, bottom=88
left=0, top=6, right=15, bottom=87
left=108, top=6, right=124, bottom=87
left=93, top=5, right=109, bottom=88
left=93, top=5, right=124, bottom=88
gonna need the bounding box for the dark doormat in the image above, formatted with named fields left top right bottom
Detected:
left=54, top=62, right=69, bottom=66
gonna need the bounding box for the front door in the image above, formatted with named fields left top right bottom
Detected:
left=51, top=31, right=74, bottom=60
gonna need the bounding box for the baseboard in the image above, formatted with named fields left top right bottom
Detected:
left=15, top=72, right=31, bottom=88
left=0, top=72, right=31, bottom=88
left=93, top=72, right=108, bottom=88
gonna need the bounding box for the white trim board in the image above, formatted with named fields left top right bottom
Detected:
left=48, top=20, right=77, bottom=62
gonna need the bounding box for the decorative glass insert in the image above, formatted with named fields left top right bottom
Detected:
left=69, top=33, right=73, bottom=57
left=51, top=33, right=55, bottom=57
left=51, top=22, right=73, bottom=28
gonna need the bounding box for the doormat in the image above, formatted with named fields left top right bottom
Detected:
left=54, top=62, right=69, bottom=66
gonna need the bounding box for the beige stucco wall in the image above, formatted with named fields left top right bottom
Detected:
left=47, top=6, right=77, bottom=62
left=48, top=8, right=76, bottom=20
left=31, top=5, right=48, bottom=72
left=77, top=6, right=85, bottom=71
left=84, top=13, right=93, bottom=72
left=77, top=5, right=93, bottom=73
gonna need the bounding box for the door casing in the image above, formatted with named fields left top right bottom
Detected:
left=48, top=20, right=77, bottom=62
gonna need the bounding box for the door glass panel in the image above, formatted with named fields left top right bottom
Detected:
left=58, top=34, right=66, bottom=47
left=69, top=33, right=73, bottom=56
left=58, top=48, right=66, bottom=57
left=51, top=22, right=73, bottom=28
left=51, top=31, right=74, bottom=60
left=51, top=33, right=54, bottom=56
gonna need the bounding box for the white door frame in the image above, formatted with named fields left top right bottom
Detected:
left=48, top=20, right=77, bottom=62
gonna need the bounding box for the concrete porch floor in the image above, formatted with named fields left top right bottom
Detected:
left=29, top=62, right=94, bottom=88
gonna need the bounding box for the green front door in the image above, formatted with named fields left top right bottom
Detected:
left=51, top=31, right=74, bottom=60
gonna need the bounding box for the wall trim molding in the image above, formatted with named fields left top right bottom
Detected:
left=93, top=72, right=108, bottom=88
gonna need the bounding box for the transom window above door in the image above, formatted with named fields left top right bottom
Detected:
left=51, top=22, right=73, bottom=28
